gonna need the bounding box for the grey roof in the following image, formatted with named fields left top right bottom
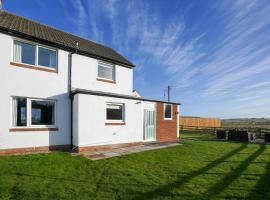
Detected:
left=0, top=10, right=134, bottom=68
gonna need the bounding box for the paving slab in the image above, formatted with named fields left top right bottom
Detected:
left=80, top=142, right=181, bottom=160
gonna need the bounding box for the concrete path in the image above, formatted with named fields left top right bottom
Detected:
left=80, top=142, right=181, bottom=160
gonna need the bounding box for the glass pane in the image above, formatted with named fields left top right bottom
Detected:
left=14, top=41, right=36, bottom=65
left=13, top=98, right=27, bottom=126
left=38, top=47, right=57, bottom=68
left=165, top=104, right=172, bottom=118
left=107, top=104, right=123, bottom=120
left=31, top=100, right=55, bottom=125
left=98, top=63, right=114, bottom=80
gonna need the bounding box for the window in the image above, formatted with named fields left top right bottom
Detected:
left=38, top=47, right=57, bottom=68
left=12, top=97, right=56, bottom=127
left=31, top=100, right=55, bottom=125
left=14, top=41, right=36, bottom=65
left=106, top=103, right=124, bottom=121
left=13, top=40, right=57, bottom=69
left=98, top=61, right=115, bottom=81
left=164, top=104, right=173, bottom=119
left=12, top=97, right=27, bottom=127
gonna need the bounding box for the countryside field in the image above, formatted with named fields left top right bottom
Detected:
left=222, top=118, right=270, bottom=129
left=0, top=132, right=270, bottom=199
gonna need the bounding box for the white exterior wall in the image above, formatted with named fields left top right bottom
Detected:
left=73, top=93, right=156, bottom=147
left=72, top=95, right=79, bottom=147
left=72, top=54, right=133, bottom=95
left=177, top=105, right=180, bottom=138
left=0, top=33, right=70, bottom=149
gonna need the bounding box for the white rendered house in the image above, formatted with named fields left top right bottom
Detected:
left=0, top=11, right=180, bottom=154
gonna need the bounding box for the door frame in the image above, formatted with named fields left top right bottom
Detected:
left=143, top=107, right=156, bottom=142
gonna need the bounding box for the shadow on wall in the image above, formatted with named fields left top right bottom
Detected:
left=47, top=93, right=71, bottom=151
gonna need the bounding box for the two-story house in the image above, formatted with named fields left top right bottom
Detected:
left=0, top=10, right=180, bottom=155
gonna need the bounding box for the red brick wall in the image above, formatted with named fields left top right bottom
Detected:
left=0, top=145, right=71, bottom=156
left=156, top=103, right=178, bottom=142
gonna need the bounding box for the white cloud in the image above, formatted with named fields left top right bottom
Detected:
left=67, top=0, right=270, bottom=118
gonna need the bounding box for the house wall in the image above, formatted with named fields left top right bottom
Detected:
left=0, top=33, right=71, bottom=150
left=72, top=54, right=133, bottom=95
left=156, top=103, right=178, bottom=142
left=73, top=93, right=152, bottom=149
left=0, top=31, right=179, bottom=154
left=73, top=93, right=179, bottom=151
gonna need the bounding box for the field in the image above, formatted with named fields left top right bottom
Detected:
left=0, top=133, right=270, bottom=199
left=222, top=118, right=270, bottom=129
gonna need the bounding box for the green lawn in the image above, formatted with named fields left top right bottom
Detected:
left=1, top=133, right=270, bottom=200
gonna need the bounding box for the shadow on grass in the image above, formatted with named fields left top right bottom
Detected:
left=204, top=144, right=266, bottom=199
left=247, top=153, right=270, bottom=200
left=130, top=143, right=248, bottom=199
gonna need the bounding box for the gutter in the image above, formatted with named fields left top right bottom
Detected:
left=71, top=89, right=181, bottom=105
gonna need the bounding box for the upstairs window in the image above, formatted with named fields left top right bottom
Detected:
left=106, top=103, right=124, bottom=121
left=13, top=40, right=57, bottom=69
left=164, top=104, right=173, bottom=120
left=14, top=41, right=36, bottom=65
left=38, top=47, right=57, bottom=68
left=98, top=61, right=115, bottom=81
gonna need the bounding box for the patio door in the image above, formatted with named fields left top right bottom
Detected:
left=144, top=109, right=156, bottom=141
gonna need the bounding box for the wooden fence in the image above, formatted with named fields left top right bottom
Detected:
left=180, top=116, right=221, bottom=128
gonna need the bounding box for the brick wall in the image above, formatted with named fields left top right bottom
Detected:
left=156, top=102, right=178, bottom=142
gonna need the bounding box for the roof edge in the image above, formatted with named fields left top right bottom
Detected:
left=71, top=89, right=181, bottom=105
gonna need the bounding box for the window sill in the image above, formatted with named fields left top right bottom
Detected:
left=9, top=127, right=59, bottom=132
left=96, top=78, right=116, bottom=84
left=164, top=118, right=173, bottom=120
left=105, top=122, right=125, bottom=125
left=10, top=62, right=58, bottom=73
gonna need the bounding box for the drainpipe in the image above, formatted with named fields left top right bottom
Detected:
left=68, top=52, right=75, bottom=150
left=69, top=41, right=79, bottom=150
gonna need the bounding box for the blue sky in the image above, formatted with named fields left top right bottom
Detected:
left=3, top=0, right=270, bottom=119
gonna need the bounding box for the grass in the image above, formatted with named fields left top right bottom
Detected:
left=1, top=133, right=270, bottom=199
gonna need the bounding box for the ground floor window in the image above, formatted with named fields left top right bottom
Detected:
left=12, top=97, right=27, bottom=127
left=164, top=104, right=173, bottom=120
left=106, top=103, right=124, bottom=122
left=31, top=100, right=55, bottom=125
left=12, top=97, right=56, bottom=127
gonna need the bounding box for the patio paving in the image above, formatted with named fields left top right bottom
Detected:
left=81, top=142, right=181, bottom=160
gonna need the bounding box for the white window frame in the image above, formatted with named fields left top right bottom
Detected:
left=12, top=38, right=58, bottom=71
left=97, top=61, right=115, bottom=81
left=106, top=102, right=125, bottom=123
left=37, top=45, right=58, bottom=69
left=11, top=97, right=57, bottom=128
left=164, top=103, right=173, bottom=120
